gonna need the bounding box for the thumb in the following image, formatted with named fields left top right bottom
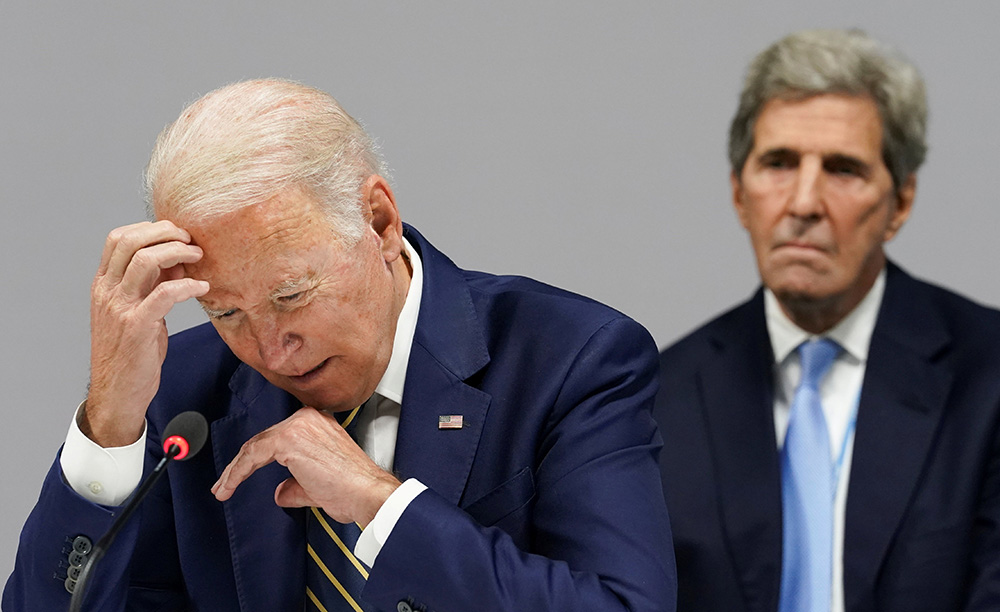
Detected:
left=274, top=477, right=315, bottom=508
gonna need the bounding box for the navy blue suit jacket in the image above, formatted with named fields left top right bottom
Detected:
left=5, top=226, right=676, bottom=612
left=654, top=262, right=1000, bottom=612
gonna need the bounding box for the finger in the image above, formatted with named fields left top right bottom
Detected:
left=100, top=221, right=192, bottom=282
left=212, top=435, right=278, bottom=501
left=274, top=477, right=315, bottom=508
left=97, top=222, right=150, bottom=276
left=117, top=241, right=205, bottom=300
left=160, top=262, right=188, bottom=282
left=139, top=277, right=210, bottom=322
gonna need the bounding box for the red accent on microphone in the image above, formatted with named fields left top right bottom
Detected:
left=163, top=435, right=190, bottom=460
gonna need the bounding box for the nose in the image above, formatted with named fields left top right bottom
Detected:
left=788, top=156, right=824, bottom=219
left=248, top=314, right=302, bottom=371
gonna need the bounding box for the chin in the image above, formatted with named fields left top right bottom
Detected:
left=310, top=385, right=376, bottom=413
left=766, top=263, right=832, bottom=294
left=773, top=286, right=827, bottom=304
left=293, top=392, right=348, bottom=413
left=772, top=276, right=855, bottom=314
left=769, top=274, right=837, bottom=305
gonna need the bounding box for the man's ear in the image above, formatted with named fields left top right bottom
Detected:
left=885, top=173, right=916, bottom=242
left=362, top=174, right=404, bottom=262
left=731, top=172, right=750, bottom=229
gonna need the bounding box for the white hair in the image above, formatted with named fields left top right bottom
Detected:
left=144, top=79, right=389, bottom=243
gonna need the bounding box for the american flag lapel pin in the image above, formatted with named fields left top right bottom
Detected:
left=438, top=414, right=464, bottom=430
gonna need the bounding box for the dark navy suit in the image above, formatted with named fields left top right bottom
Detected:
left=654, top=262, right=1000, bottom=612
left=5, top=226, right=676, bottom=612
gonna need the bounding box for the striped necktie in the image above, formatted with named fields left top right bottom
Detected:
left=305, top=404, right=375, bottom=612
left=779, top=338, right=840, bottom=612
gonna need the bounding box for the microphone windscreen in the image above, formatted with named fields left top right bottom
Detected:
left=162, top=411, right=209, bottom=461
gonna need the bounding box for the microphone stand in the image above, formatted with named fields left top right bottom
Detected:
left=68, top=443, right=182, bottom=612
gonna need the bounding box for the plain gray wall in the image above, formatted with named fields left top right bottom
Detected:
left=3, top=0, right=999, bottom=584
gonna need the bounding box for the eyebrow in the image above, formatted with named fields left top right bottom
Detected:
left=756, top=147, right=796, bottom=159
left=823, top=152, right=870, bottom=169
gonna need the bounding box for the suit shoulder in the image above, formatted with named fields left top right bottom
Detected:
left=917, top=278, right=1000, bottom=325
left=409, top=226, right=653, bottom=351
left=659, top=298, right=758, bottom=372
left=462, top=270, right=657, bottom=360
left=465, top=270, right=644, bottom=330
left=899, top=273, right=1000, bottom=348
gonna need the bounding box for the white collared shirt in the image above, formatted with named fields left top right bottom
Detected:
left=765, top=268, right=886, bottom=612
left=61, top=237, right=427, bottom=566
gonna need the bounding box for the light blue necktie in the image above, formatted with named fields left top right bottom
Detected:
left=779, top=338, right=839, bottom=612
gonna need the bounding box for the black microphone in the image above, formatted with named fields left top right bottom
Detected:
left=68, top=411, right=208, bottom=612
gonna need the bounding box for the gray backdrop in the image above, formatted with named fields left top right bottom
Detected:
left=3, top=0, right=999, bottom=583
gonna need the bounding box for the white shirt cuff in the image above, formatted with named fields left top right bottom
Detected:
left=355, top=478, right=427, bottom=567
left=60, top=401, right=147, bottom=506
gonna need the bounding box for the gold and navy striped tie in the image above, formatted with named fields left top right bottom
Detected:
left=305, top=405, right=375, bottom=612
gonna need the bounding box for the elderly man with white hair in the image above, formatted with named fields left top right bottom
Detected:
left=4, top=79, right=676, bottom=612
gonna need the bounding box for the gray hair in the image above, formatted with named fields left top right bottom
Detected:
left=728, top=29, right=927, bottom=188
left=144, top=79, right=389, bottom=243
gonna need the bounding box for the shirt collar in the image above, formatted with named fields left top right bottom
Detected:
left=373, top=237, right=423, bottom=405
left=765, top=267, right=885, bottom=365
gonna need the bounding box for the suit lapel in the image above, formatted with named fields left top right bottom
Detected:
left=393, top=226, right=491, bottom=506
left=393, top=342, right=491, bottom=505
left=212, top=364, right=306, bottom=612
left=843, top=264, right=952, bottom=610
left=700, top=293, right=784, bottom=612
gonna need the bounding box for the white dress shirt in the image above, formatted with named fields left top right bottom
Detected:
left=765, top=268, right=885, bottom=612
left=61, top=237, right=427, bottom=568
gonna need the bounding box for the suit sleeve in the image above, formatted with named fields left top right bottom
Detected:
left=2, top=441, right=187, bottom=612
left=361, top=317, right=677, bottom=612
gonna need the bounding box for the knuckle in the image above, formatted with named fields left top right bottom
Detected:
left=117, top=232, right=139, bottom=252
left=241, top=436, right=260, bottom=458
left=273, top=446, right=293, bottom=465
left=130, top=248, right=155, bottom=268
left=147, top=278, right=191, bottom=303
left=145, top=281, right=169, bottom=301
left=106, top=227, right=126, bottom=245
left=284, top=426, right=305, bottom=446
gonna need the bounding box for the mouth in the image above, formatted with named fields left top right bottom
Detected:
left=287, top=358, right=330, bottom=384
left=776, top=240, right=829, bottom=253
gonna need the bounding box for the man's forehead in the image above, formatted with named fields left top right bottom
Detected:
left=187, top=250, right=321, bottom=297
left=753, top=94, right=884, bottom=154
left=172, top=186, right=357, bottom=301
left=183, top=204, right=328, bottom=266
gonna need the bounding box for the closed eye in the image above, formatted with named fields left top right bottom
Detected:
left=273, top=290, right=311, bottom=312
left=204, top=306, right=238, bottom=320
left=757, top=149, right=798, bottom=170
